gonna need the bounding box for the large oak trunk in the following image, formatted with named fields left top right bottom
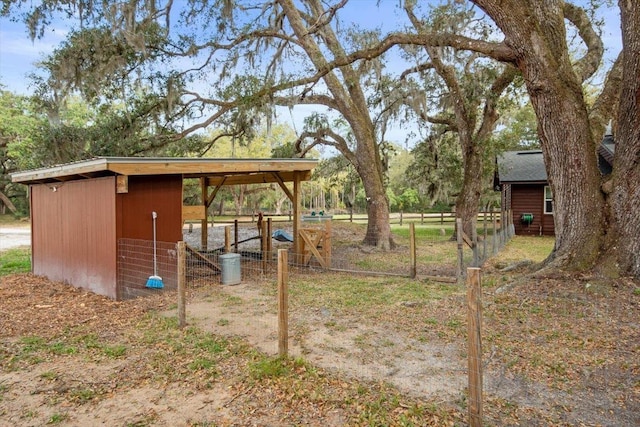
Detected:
left=456, top=138, right=484, bottom=239
left=607, top=2, right=640, bottom=277
left=476, top=1, right=606, bottom=271
left=355, top=133, right=393, bottom=249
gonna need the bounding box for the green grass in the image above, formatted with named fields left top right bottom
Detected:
left=0, top=214, right=29, bottom=226
left=0, top=247, right=31, bottom=276
left=290, top=274, right=460, bottom=314
left=391, top=223, right=454, bottom=240
left=494, top=235, right=555, bottom=264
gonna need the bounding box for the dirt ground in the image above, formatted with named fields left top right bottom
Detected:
left=1, top=222, right=638, bottom=426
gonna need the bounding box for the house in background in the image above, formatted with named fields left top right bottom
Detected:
left=496, top=134, right=614, bottom=237
left=496, top=150, right=554, bottom=236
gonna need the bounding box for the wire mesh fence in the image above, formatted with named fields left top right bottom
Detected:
left=115, top=212, right=638, bottom=426
left=117, top=238, right=179, bottom=300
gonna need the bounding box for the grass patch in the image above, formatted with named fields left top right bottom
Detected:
left=47, top=413, right=68, bottom=424
left=249, top=355, right=291, bottom=380
left=0, top=248, right=31, bottom=276
left=493, top=235, right=554, bottom=265
left=290, top=273, right=459, bottom=314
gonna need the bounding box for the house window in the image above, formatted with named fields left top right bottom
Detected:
left=544, top=186, right=553, bottom=214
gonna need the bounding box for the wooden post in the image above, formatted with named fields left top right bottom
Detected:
left=234, top=220, right=239, bottom=254
left=325, top=220, right=332, bottom=268
left=467, top=267, right=483, bottom=427
left=509, top=209, right=515, bottom=238
left=440, top=211, right=444, bottom=225
left=400, top=211, right=403, bottom=226
left=261, top=220, right=268, bottom=273
left=456, top=218, right=464, bottom=283
left=277, top=249, right=289, bottom=357
left=500, top=206, right=506, bottom=247
left=421, top=212, right=424, bottom=224
left=293, top=173, right=302, bottom=264
left=177, top=241, right=186, bottom=329
left=267, top=218, right=273, bottom=253
left=409, top=223, right=416, bottom=279
left=200, top=178, right=208, bottom=251
left=491, top=206, right=498, bottom=255
left=482, top=208, right=488, bottom=262
left=224, top=226, right=231, bottom=253
left=472, top=221, right=478, bottom=267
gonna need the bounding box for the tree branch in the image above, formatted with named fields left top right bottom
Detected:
left=589, top=52, right=623, bottom=141
left=563, top=2, right=605, bottom=82
left=399, top=62, right=435, bottom=80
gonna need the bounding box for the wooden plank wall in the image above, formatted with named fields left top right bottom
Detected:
left=510, top=184, right=555, bottom=236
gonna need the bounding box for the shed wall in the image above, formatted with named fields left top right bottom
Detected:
left=30, top=177, right=117, bottom=298
left=116, top=175, right=183, bottom=242
left=508, top=184, right=555, bottom=236
left=115, top=175, right=182, bottom=299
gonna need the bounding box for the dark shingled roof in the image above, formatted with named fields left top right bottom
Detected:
left=497, top=150, right=547, bottom=183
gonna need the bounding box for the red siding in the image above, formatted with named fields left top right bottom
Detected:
left=116, top=175, right=183, bottom=242
left=115, top=175, right=182, bottom=300
left=30, top=177, right=117, bottom=298
left=508, top=184, right=555, bottom=236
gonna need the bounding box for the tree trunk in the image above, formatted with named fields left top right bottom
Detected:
left=360, top=168, right=392, bottom=249
left=352, top=124, right=393, bottom=249
left=607, top=1, right=640, bottom=277
left=455, top=141, right=484, bottom=239
left=475, top=1, right=605, bottom=271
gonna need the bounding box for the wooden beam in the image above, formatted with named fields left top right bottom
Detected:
left=271, top=172, right=294, bottom=201
left=116, top=175, right=128, bottom=193
left=200, top=177, right=208, bottom=251
left=292, top=171, right=302, bottom=262
left=186, top=244, right=220, bottom=271
left=12, top=157, right=318, bottom=184
left=206, top=178, right=225, bottom=208
left=182, top=205, right=206, bottom=221
left=206, top=170, right=312, bottom=186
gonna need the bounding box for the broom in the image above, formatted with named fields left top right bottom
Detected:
left=145, top=211, right=164, bottom=289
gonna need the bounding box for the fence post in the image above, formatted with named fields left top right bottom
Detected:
left=261, top=221, right=268, bottom=273
left=509, top=209, right=515, bottom=238
left=472, top=221, right=479, bottom=267
left=234, top=219, right=239, bottom=253
left=177, top=241, right=186, bottom=329
left=456, top=218, right=463, bottom=283
left=278, top=249, right=289, bottom=357
left=409, top=223, right=416, bottom=279
left=467, top=267, right=483, bottom=427
left=400, top=211, right=403, bottom=226
left=482, top=208, right=488, bottom=262
left=267, top=218, right=273, bottom=253
left=224, top=226, right=231, bottom=253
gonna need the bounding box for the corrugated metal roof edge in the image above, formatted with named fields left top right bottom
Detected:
left=11, top=157, right=319, bottom=184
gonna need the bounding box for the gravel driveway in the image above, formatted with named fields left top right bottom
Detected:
left=0, top=228, right=31, bottom=251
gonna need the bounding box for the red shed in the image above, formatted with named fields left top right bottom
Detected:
left=11, top=157, right=317, bottom=299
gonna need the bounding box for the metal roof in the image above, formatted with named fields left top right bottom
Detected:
left=11, top=157, right=319, bottom=185
left=497, top=150, right=547, bottom=183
